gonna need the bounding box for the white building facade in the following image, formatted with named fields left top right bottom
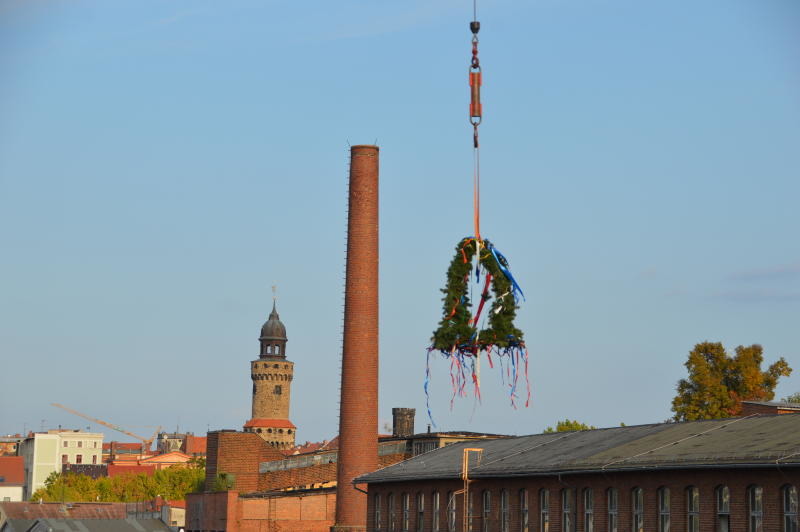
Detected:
left=19, top=430, right=103, bottom=500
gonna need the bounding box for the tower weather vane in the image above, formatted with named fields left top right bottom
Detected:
left=425, top=0, right=530, bottom=425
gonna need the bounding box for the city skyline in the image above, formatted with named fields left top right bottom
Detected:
left=1, top=0, right=799, bottom=445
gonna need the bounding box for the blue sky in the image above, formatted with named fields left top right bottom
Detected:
left=1, top=0, right=798, bottom=445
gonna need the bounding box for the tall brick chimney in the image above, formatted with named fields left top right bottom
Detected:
left=332, top=145, right=379, bottom=532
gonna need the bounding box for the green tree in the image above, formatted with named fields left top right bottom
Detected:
left=212, top=472, right=235, bottom=492
left=671, top=342, right=792, bottom=421
left=31, top=465, right=205, bottom=503
left=782, top=392, right=800, bottom=403
left=544, top=419, right=596, bottom=433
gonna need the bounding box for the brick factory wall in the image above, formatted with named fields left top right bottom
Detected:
left=186, top=490, right=335, bottom=532
left=366, top=468, right=795, bottom=532
left=259, top=453, right=407, bottom=492
left=206, top=431, right=285, bottom=493
left=186, top=490, right=239, bottom=532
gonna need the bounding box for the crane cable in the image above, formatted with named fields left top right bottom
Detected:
left=469, top=0, right=483, bottom=244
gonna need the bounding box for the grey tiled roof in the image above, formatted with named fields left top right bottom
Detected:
left=26, top=518, right=172, bottom=531
left=357, top=414, right=800, bottom=484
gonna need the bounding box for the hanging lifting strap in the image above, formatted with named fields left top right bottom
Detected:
left=469, top=8, right=482, bottom=242
left=469, top=20, right=482, bottom=146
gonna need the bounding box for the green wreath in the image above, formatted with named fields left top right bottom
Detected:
left=431, top=237, right=523, bottom=352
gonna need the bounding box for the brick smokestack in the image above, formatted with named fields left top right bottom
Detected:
left=333, top=145, right=379, bottom=531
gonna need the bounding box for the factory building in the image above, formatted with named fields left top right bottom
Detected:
left=358, top=414, right=800, bottom=532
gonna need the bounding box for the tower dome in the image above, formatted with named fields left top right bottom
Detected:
left=259, top=302, right=287, bottom=358
left=260, top=303, right=287, bottom=340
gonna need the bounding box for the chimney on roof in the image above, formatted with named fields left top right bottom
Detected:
left=392, top=408, right=416, bottom=438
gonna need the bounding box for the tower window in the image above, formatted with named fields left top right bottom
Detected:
left=274, top=385, right=282, bottom=395
left=274, top=364, right=279, bottom=368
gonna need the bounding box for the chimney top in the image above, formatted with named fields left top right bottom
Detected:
left=392, top=408, right=416, bottom=438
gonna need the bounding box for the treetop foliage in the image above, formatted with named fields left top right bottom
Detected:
left=544, top=419, right=596, bottom=433
left=31, top=464, right=204, bottom=503
left=783, top=391, right=800, bottom=403
left=671, top=342, right=792, bottom=421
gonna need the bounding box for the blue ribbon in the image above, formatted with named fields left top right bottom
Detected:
left=424, top=349, right=437, bottom=428
left=487, top=244, right=525, bottom=302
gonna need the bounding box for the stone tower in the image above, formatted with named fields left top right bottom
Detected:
left=243, top=300, right=296, bottom=449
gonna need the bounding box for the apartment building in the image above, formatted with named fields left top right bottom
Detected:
left=18, top=430, right=103, bottom=499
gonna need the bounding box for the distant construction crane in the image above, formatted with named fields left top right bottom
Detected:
left=50, top=403, right=161, bottom=454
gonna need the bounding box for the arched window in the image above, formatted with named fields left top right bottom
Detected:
left=583, top=488, right=594, bottom=532
left=748, top=485, right=763, bottom=532
left=388, top=493, right=397, bottom=532
left=562, top=488, right=575, bottom=532
left=432, top=491, right=440, bottom=532
left=402, top=493, right=410, bottom=532
left=481, top=490, right=492, bottom=532
left=447, top=491, right=457, bottom=532
left=519, top=489, right=529, bottom=532
left=716, top=485, right=730, bottom=532
left=783, top=485, right=797, bottom=532
left=540, top=489, right=550, bottom=532
left=375, top=493, right=382, bottom=531
left=416, top=492, right=425, bottom=532
left=658, top=487, right=670, bottom=532
left=607, top=488, right=618, bottom=532
left=631, top=488, right=644, bottom=532
left=499, top=489, right=509, bottom=532
left=687, top=487, right=699, bottom=532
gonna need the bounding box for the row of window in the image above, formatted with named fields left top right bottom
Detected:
left=374, top=484, right=799, bottom=532
left=62, top=440, right=98, bottom=448
left=252, top=372, right=292, bottom=380
left=61, top=454, right=99, bottom=464
left=252, top=427, right=291, bottom=434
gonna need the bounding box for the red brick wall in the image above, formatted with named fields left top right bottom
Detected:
left=186, top=490, right=335, bottom=532
left=741, top=403, right=800, bottom=416
left=186, top=490, right=239, bottom=532
left=335, top=144, right=380, bottom=530
left=366, top=468, right=796, bottom=532
left=741, top=403, right=780, bottom=416
left=238, top=493, right=336, bottom=532
left=206, top=431, right=285, bottom=493
left=259, top=453, right=406, bottom=492
left=260, top=462, right=337, bottom=492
